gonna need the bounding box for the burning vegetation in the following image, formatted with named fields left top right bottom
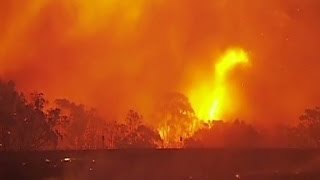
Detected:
left=1, top=78, right=320, bottom=150
left=1, top=0, right=320, bottom=150
left=188, top=48, right=249, bottom=123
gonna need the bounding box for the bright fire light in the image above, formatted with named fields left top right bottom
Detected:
left=188, top=48, right=249, bottom=123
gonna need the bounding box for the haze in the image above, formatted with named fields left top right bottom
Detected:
left=1, top=0, right=320, bottom=125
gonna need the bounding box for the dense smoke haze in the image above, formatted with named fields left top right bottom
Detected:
left=1, top=0, right=320, bottom=125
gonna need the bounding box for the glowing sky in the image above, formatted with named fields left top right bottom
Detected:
left=1, top=0, right=320, bottom=125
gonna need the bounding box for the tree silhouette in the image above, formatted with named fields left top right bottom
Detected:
left=103, top=120, right=121, bottom=149
left=116, top=110, right=161, bottom=148
left=185, top=120, right=260, bottom=148
left=82, top=109, right=105, bottom=149
left=290, top=107, right=320, bottom=148
left=0, top=80, right=24, bottom=150
left=54, top=99, right=92, bottom=149
left=125, top=110, right=142, bottom=134
left=46, top=108, right=69, bottom=149
left=0, top=81, right=63, bottom=150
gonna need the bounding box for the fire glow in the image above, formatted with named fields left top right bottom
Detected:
left=156, top=48, right=250, bottom=146
left=1, top=0, right=316, bottom=149
left=188, top=48, right=249, bottom=123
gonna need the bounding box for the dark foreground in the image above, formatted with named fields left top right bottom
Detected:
left=1, top=149, right=320, bottom=180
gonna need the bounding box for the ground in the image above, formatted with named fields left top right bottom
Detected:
left=1, top=149, right=320, bottom=180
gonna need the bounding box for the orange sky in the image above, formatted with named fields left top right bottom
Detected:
left=1, top=0, right=320, bottom=125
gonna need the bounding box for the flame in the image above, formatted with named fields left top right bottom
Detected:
left=158, top=125, right=169, bottom=142
left=156, top=48, right=250, bottom=147
left=188, top=48, right=249, bottom=123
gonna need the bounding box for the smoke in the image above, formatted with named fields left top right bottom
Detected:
left=1, top=0, right=320, bottom=124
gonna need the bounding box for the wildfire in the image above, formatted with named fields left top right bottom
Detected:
left=188, top=48, right=249, bottom=123
left=156, top=48, right=250, bottom=147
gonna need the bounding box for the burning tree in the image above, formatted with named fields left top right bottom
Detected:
left=155, top=92, right=198, bottom=148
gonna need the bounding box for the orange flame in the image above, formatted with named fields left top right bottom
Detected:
left=156, top=48, right=250, bottom=146
left=188, top=48, right=250, bottom=123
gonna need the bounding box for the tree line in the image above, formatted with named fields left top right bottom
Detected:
left=0, top=80, right=319, bottom=151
